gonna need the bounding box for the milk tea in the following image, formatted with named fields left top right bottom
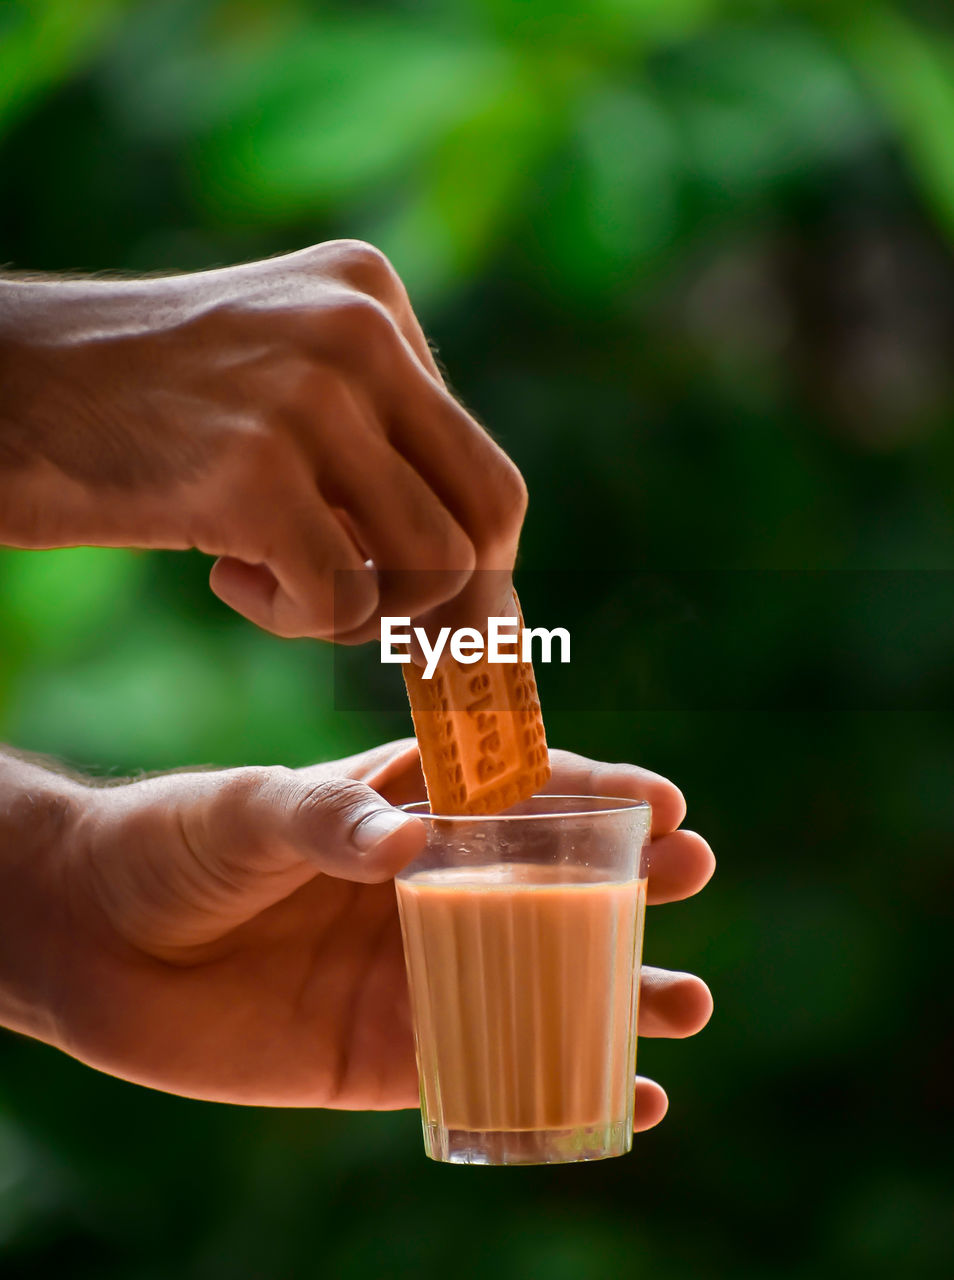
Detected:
left=396, top=863, right=646, bottom=1138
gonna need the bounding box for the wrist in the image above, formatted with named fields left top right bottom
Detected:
left=0, top=281, right=75, bottom=544
left=0, top=283, right=43, bottom=472
left=0, top=273, right=216, bottom=552
left=0, top=753, right=89, bottom=1046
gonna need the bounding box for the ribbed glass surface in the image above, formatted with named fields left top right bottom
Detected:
left=397, top=864, right=646, bottom=1155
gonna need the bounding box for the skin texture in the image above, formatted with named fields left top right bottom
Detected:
left=0, top=742, right=714, bottom=1130
left=0, top=242, right=526, bottom=640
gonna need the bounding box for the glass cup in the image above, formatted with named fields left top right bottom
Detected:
left=395, top=795, right=651, bottom=1166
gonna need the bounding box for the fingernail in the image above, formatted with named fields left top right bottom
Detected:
left=353, top=807, right=418, bottom=852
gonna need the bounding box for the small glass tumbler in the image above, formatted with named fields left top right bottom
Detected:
left=395, top=795, right=651, bottom=1166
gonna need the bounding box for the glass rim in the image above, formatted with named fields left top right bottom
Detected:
left=400, top=794, right=651, bottom=823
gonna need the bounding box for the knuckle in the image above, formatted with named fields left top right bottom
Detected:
left=329, top=577, right=379, bottom=637
left=499, top=456, right=529, bottom=516
left=296, top=776, right=372, bottom=825
left=474, top=453, right=528, bottom=550
left=334, top=294, right=399, bottom=348
left=590, top=761, right=623, bottom=790
left=269, top=577, right=335, bottom=640
left=388, top=567, right=474, bottom=621
left=398, top=500, right=475, bottom=573
left=210, top=766, right=292, bottom=842
left=432, top=521, right=476, bottom=574
left=220, top=765, right=286, bottom=804
left=547, top=747, right=579, bottom=774
left=592, top=761, right=646, bottom=793
left=327, top=239, right=401, bottom=298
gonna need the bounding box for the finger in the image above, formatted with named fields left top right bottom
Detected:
left=322, top=293, right=527, bottom=601
left=308, top=378, right=474, bottom=584
left=208, top=494, right=378, bottom=639
left=544, top=750, right=687, bottom=836
left=645, top=829, right=716, bottom=905
left=236, top=769, right=427, bottom=885
left=633, top=1077, right=669, bottom=1133
left=355, top=740, right=425, bottom=805
left=88, top=766, right=426, bottom=953
left=161, top=769, right=427, bottom=943
left=365, top=269, right=443, bottom=384
left=321, top=437, right=478, bottom=643
left=638, top=966, right=714, bottom=1038
left=388, top=370, right=527, bottom=606
left=413, top=565, right=518, bottom=648
left=313, top=238, right=444, bottom=382
left=284, top=374, right=477, bottom=643
left=296, top=275, right=525, bottom=635
left=209, top=558, right=285, bottom=628
left=394, top=304, right=444, bottom=383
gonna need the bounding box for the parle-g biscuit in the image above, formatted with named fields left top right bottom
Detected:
left=402, top=595, right=550, bottom=816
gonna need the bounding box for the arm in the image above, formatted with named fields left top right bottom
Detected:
left=0, top=751, right=84, bottom=1045
left=0, top=742, right=714, bottom=1120
left=0, top=243, right=526, bottom=639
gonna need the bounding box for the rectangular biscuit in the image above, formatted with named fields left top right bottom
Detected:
left=402, top=596, right=551, bottom=815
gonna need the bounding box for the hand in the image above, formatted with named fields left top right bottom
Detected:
left=0, top=242, right=526, bottom=638
left=18, top=742, right=713, bottom=1128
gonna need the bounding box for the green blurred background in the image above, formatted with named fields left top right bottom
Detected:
left=1, top=1, right=952, bottom=1276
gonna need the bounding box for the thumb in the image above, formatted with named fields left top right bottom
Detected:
left=90, top=768, right=428, bottom=956
left=257, top=770, right=426, bottom=883
left=200, top=767, right=426, bottom=891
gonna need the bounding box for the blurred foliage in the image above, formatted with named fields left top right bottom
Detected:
left=1, top=1, right=953, bottom=1278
